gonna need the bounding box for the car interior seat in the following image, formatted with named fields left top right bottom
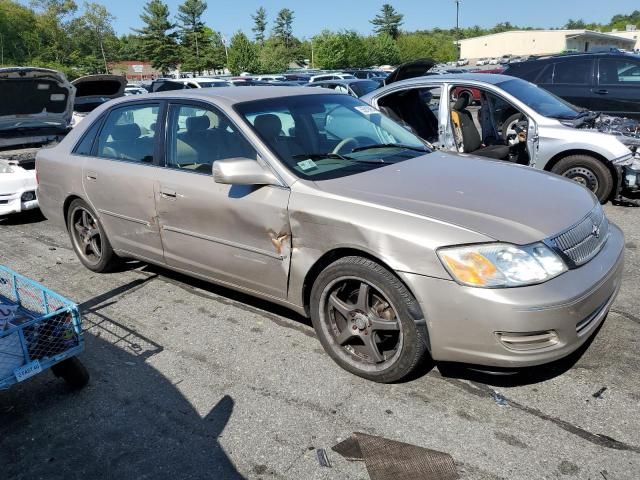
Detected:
left=101, top=123, right=153, bottom=162
left=451, top=95, right=510, bottom=160
left=379, top=90, right=439, bottom=142
left=253, top=114, right=303, bottom=161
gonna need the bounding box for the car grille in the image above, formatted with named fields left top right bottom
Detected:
left=549, top=205, right=609, bottom=267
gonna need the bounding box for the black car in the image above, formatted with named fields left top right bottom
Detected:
left=504, top=53, right=640, bottom=119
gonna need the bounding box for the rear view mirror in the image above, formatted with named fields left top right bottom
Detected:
left=213, top=158, right=278, bottom=186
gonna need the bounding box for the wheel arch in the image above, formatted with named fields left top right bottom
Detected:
left=301, top=247, right=426, bottom=328
left=544, top=149, right=618, bottom=199
left=63, top=194, right=84, bottom=228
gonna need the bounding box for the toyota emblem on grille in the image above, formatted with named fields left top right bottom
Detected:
left=592, top=224, right=601, bottom=239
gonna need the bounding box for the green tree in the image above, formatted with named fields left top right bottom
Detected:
left=370, top=4, right=403, bottom=39
left=366, top=32, right=399, bottom=65
left=202, top=27, right=226, bottom=72
left=29, top=0, right=77, bottom=65
left=258, top=37, right=290, bottom=73
left=227, top=31, right=258, bottom=75
left=272, top=8, right=294, bottom=48
left=68, top=2, right=117, bottom=73
left=251, top=6, right=267, bottom=45
left=135, top=0, right=179, bottom=74
left=176, top=0, right=208, bottom=73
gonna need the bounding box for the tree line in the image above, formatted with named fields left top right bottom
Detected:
left=0, top=1, right=638, bottom=79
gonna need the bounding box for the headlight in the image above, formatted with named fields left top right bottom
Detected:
left=0, top=160, right=15, bottom=174
left=437, top=243, right=567, bottom=288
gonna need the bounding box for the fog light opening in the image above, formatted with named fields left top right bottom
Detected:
left=496, top=330, right=559, bottom=351
left=21, top=191, right=36, bottom=202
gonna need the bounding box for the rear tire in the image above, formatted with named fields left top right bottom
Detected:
left=310, top=256, right=429, bottom=383
left=67, top=198, right=119, bottom=272
left=551, top=155, right=613, bottom=204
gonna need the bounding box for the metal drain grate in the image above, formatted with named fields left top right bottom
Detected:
left=333, top=432, right=458, bottom=480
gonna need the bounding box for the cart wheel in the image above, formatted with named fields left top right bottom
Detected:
left=51, top=357, right=90, bottom=389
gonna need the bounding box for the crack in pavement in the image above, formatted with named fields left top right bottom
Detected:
left=611, top=308, right=640, bottom=325
left=439, top=376, right=640, bottom=454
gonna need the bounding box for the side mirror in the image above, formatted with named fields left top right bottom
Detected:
left=213, top=158, right=278, bottom=186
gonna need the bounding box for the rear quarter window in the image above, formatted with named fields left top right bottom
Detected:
left=73, top=118, right=103, bottom=156
left=553, top=59, right=593, bottom=85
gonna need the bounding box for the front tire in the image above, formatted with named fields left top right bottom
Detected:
left=551, top=155, right=613, bottom=204
left=310, top=256, right=429, bottom=383
left=67, top=198, right=119, bottom=272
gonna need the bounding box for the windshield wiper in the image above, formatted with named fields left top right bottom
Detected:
left=351, top=143, right=429, bottom=153
left=292, top=152, right=352, bottom=161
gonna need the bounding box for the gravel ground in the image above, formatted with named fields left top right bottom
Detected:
left=0, top=205, right=638, bottom=480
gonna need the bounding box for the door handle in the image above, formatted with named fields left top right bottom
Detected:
left=594, top=89, right=609, bottom=95
left=160, top=189, right=177, bottom=199
left=86, top=171, right=97, bottom=181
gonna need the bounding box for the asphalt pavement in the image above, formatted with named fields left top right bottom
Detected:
left=0, top=205, right=639, bottom=480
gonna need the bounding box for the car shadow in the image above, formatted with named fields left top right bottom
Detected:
left=436, top=318, right=605, bottom=388
left=0, top=209, right=47, bottom=225
left=0, top=287, right=247, bottom=480
left=137, top=262, right=312, bottom=327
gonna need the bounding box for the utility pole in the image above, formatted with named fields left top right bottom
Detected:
left=455, top=0, right=461, bottom=60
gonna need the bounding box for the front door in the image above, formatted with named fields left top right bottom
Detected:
left=82, top=102, right=164, bottom=263
left=155, top=101, right=292, bottom=299
left=596, top=57, right=640, bottom=118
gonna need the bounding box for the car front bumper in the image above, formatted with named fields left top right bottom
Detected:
left=400, top=223, right=625, bottom=367
left=0, top=170, right=38, bottom=215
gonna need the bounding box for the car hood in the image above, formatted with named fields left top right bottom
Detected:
left=0, top=67, right=75, bottom=131
left=72, top=74, right=126, bottom=112
left=313, top=151, right=597, bottom=245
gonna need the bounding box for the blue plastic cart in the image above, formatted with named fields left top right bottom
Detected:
left=0, top=265, right=88, bottom=390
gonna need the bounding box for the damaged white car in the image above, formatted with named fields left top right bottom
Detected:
left=0, top=67, right=75, bottom=215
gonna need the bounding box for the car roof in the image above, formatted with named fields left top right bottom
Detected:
left=392, top=73, right=514, bottom=87
left=310, top=79, right=378, bottom=86
left=105, top=86, right=330, bottom=108
left=513, top=52, right=639, bottom=64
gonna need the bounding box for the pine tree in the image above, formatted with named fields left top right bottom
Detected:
left=252, top=7, right=267, bottom=45
left=272, top=8, right=294, bottom=49
left=176, top=0, right=208, bottom=74
left=370, top=4, right=404, bottom=39
left=227, top=31, right=259, bottom=75
left=135, top=0, right=179, bottom=74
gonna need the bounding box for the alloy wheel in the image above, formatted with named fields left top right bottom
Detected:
left=321, top=277, right=402, bottom=365
left=70, top=207, right=102, bottom=265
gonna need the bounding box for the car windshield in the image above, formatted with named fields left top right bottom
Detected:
left=497, top=78, right=581, bottom=119
left=349, top=81, right=381, bottom=97
left=235, top=94, right=430, bottom=181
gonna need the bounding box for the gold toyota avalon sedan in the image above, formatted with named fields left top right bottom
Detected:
left=37, top=87, right=624, bottom=382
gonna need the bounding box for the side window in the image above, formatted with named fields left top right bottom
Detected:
left=536, top=64, right=554, bottom=84
left=166, top=103, right=256, bottom=174
left=599, top=58, right=640, bottom=84
left=73, top=117, right=103, bottom=155
left=96, top=104, right=159, bottom=163
left=553, top=60, right=593, bottom=85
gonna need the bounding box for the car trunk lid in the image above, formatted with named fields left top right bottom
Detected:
left=384, top=59, right=436, bottom=85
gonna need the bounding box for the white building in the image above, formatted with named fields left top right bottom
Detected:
left=459, top=29, right=636, bottom=63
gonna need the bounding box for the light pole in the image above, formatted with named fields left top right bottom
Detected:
left=455, top=0, right=461, bottom=60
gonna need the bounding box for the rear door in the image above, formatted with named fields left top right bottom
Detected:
left=596, top=57, right=640, bottom=118
left=154, top=101, right=292, bottom=298
left=549, top=58, right=596, bottom=110
left=81, top=101, right=164, bottom=263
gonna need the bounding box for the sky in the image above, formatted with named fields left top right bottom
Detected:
left=37, top=0, right=640, bottom=39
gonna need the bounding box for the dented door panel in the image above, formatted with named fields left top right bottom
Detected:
left=154, top=168, right=292, bottom=298
left=82, top=159, right=164, bottom=263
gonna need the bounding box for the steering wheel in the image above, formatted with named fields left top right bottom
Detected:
left=332, top=137, right=359, bottom=155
